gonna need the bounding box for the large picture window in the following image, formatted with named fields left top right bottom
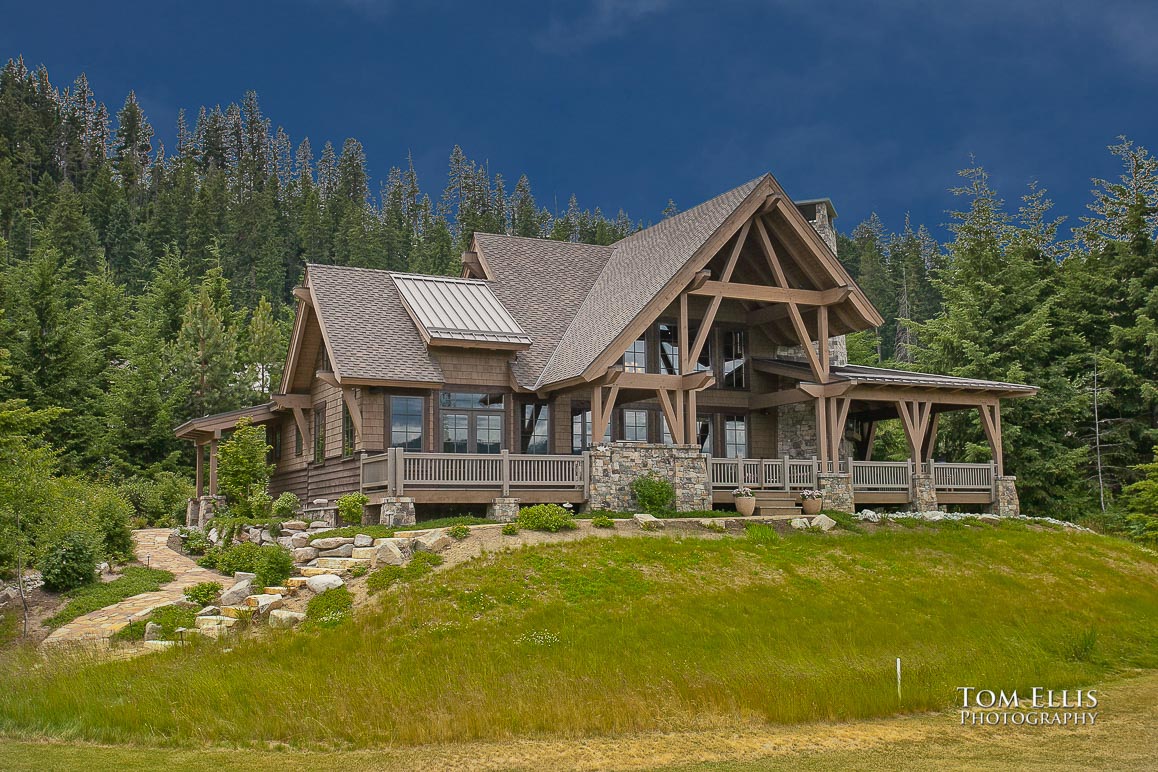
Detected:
left=390, top=396, right=424, bottom=450
left=521, top=402, right=550, bottom=454
left=571, top=406, right=612, bottom=453
left=440, top=391, right=505, bottom=453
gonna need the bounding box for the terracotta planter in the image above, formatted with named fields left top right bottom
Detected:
left=801, top=498, right=822, bottom=515
left=735, top=496, right=756, bottom=516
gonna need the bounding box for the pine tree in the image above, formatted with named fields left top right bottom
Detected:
left=244, top=296, right=286, bottom=398
left=43, top=179, right=101, bottom=275
left=112, top=91, right=153, bottom=205
left=173, top=277, right=241, bottom=419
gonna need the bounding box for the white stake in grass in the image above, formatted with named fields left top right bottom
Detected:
left=896, top=657, right=902, bottom=701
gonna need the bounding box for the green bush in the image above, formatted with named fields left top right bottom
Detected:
left=255, top=546, right=294, bottom=588
left=117, top=471, right=194, bottom=528
left=447, top=524, right=470, bottom=539
left=501, top=522, right=519, bottom=536
left=308, top=524, right=395, bottom=543
left=516, top=504, right=577, bottom=533
left=271, top=491, right=301, bottom=519
left=216, top=418, right=275, bottom=517
left=248, top=490, right=273, bottom=520
left=40, top=532, right=98, bottom=592
left=183, top=581, right=222, bottom=607
left=198, top=542, right=264, bottom=575
left=591, top=514, right=615, bottom=529
left=337, top=492, right=369, bottom=526
left=88, top=487, right=134, bottom=561
left=632, top=475, right=674, bottom=514
left=306, top=586, right=353, bottom=627
left=180, top=527, right=210, bottom=555
left=366, top=551, right=443, bottom=595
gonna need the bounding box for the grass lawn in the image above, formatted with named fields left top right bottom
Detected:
left=308, top=516, right=494, bottom=542
left=1, top=521, right=1155, bottom=750
left=43, top=567, right=175, bottom=628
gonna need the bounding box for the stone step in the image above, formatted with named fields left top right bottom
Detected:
left=286, top=576, right=312, bottom=589
left=757, top=505, right=801, bottom=516
left=315, top=557, right=371, bottom=570
left=220, top=606, right=252, bottom=619
left=300, top=566, right=348, bottom=577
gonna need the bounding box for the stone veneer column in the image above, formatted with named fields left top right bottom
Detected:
left=197, top=495, right=225, bottom=527
left=487, top=497, right=520, bottom=522
left=817, top=472, right=854, bottom=514
left=587, top=442, right=711, bottom=512
left=378, top=496, right=416, bottom=526
left=912, top=473, right=938, bottom=512
left=993, top=476, right=1019, bottom=517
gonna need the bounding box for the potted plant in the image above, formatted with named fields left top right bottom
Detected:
left=733, top=486, right=756, bottom=516
left=800, top=489, right=823, bottom=515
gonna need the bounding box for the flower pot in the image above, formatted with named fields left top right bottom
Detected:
left=801, top=498, right=822, bottom=515
left=735, top=496, right=756, bottom=516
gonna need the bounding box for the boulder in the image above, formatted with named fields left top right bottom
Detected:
left=306, top=574, right=345, bottom=593
left=144, top=621, right=163, bottom=641
left=290, top=532, right=312, bottom=548
left=353, top=533, right=374, bottom=547
left=196, top=605, right=220, bottom=617
left=260, top=530, right=275, bottom=543
left=276, top=536, right=294, bottom=549
left=268, top=609, right=307, bottom=629
left=195, top=615, right=238, bottom=630
left=293, top=547, right=319, bottom=563
left=208, top=527, right=219, bottom=544
left=811, top=514, right=837, bottom=532
left=979, top=513, right=1000, bottom=521
left=220, top=577, right=254, bottom=606
left=413, top=530, right=451, bottom=553
left=633, top=513, right=664, bottom=530
left=97, top=561, right=110, bottom=574
left=245, top=594, right=284, bottom=615
left=312, top=537, right=354, bottom=550
left=351, top=547, right=377, bottom=560
left=221, top=606, right=252, bottom=619
left=309, top=520, right=329, bottom=529
left=790, top=517, right=810, bottom=530
left=234, top=571, right=257, bottom=582
left=283, top=520, right=308, bottom=531
left=374, top=539, right=407, bottom=566
left=318, top=544, right=354, bottom=558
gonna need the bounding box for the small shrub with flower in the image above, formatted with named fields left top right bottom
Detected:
left=732, top=486, right=754, bottom=498
left=800, top=489, right=823, bottom=500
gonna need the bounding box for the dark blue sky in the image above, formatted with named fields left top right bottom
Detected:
left=3, top=1, right=1154, bottom=240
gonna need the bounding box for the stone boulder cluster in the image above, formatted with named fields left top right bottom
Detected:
left=789, top=513, right=838, bottom=531
left=292, top=528, right=452, bottom=576
left=192, top=570, right=311, bottom=638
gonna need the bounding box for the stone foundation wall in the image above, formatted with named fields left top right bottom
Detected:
left=817, top=473, right=854, bottom=513
left=994, top=476, right=1019, bottom=517
left=588, top=442, right=710, bottom=512
left=378, top=497, right=416, bottom=526
left=487, top=497, right=520, bottom=522
left=912, top=473, right=938, bottom=512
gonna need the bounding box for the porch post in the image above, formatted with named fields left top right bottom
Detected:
left=977, top=402, right=1004, bottom=477
left=194, top=442, right=204, bottom=498
left=208, top=436, right=219, bottom=497
left=815, top=397, right=829, bottom=472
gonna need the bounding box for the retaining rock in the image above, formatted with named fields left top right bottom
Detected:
left=413, top=530, right=451, bottom=553
left=374, top=540, right=407, bottom=566
left=353, top=533, right=374, bottom=547
left=306, top=574, right=345, bottom=593
left=318, top=544, right=354, bottom=558
left=290, top=532, right=312, bottom=548
left=269, top=609, right=307, bottom=629
left=811, top=514, right=837, bottom=532
left=312, top=537, right=354, bottom=550
left=283, top=520, right=308, bottom=531
left=293, top=547, right=319, bottom=563
left=633, top=513, right=663, bottom=530
left=219, top=578, right=254, bottom=606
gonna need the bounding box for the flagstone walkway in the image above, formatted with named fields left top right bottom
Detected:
left=41, top=529, right=226, bottom=648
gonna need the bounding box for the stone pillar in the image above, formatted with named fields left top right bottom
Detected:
left=817, top=472, right=854, bottom=514
left=185, top=498, right=197, bottom=527
left=912, top=473, right=938, bottom=512
left=487, top=497, right=520, bottom=522
left=587, top=442, right=710, bottom=512
left=197, top=495, right=225, bottom=527
left=379, top=496, right=416, bottom=526
left=994, top=476, right=1019, bottom=517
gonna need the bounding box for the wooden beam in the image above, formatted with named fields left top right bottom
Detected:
left=656, top=389, right=682, bottom=444
left=317, top=370, right=341, bottom=389
left=194, top=444, right=204, bottom=498
left=341, top=388, right=363, bottom=441
left=787, top=303, right=824, bottom=381
left=816, top=396, right=829, bottom=467
left=614, top=371, right=714, bottom=391
left=292, top=286, right=312, bottom=305
left=688, top=281, right=849, bottom=306
left=678, top=292, right=690, bottom=373
left=844, top=387, right=1008, bottom=407
left=752, top=215, right=789, bottom=287
left=922, top=412, right=940, bottom=462
left=830, top=396, right=852, bottom=465
left=864, top=420, right=878, bottom=461
left=896, top=400, right=921, bottom=461
left=685, top=388, right=698, bottom=445
left=273, top=393, right=311, bottom=409
left=798, top=381, right=855, bottom=398
left=818, top=305, right=830, bottom=380
left=208, top=438, right=219, bottom=497
left=978, top=403, right=1004, bottom=476
left=750, top=388, right=811, bottom=410
left=292, top=407, right=310, bottom=452
left=689, top=269, right=712, bottom=291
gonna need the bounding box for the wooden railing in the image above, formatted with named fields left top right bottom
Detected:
left=708, top=457, right=817, bottom=490
left=361, top=449, right=588, bottom=496
left=931, top=461, right=995, bottom=491
left=849, top=460, right=912, bottom=490
left=708, top=457, right=995, bottom=496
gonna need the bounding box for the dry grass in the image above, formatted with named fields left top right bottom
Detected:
left=0, top=522, right=1155, bottom=750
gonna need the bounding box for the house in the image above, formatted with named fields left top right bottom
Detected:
left=175, top=173, right=1036, bottom=524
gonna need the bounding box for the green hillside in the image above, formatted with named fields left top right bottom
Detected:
left=1, top=522, right=1155, bottom=749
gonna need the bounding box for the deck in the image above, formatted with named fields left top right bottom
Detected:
left=360, top=449, right=999, bottom=508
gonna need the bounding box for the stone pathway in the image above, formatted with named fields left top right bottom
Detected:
left=41, top=529, right=225, bottom=648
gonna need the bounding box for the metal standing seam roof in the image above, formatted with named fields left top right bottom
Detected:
left=755, top=358, right=1037, bottom=394
left=389, top=272, right=532, bottom=346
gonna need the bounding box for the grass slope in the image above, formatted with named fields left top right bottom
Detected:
left=1, top=522, right=1155, bottom=749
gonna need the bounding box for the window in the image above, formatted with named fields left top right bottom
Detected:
left=723, top=415, right=747, bottom=458
left=722, top=329, right=747, bottom=388
left=313, top=403, right=326, bottom=463
left=318, top=346, right=332, bottom=373
left=342, top=402, right=355, bottom=458
left=623, top=335, right=647, bottom=373
left=390, top=396, right=424, bottom=450
left=295, top=425, right=303, bottom=457
left=521, top=402, right=550, bottom=454
left=439, top=391, right=505, bottom=453
left=657, top=323, right=680, bottom=374
left=571, top=406, right=611, bottom=453
left=622, top=409, right=649, bottom=442
left=270, top=426, right=282, bottom=462
left=695, top=415, right=714, bottom=455
left=688, top=323, right=712, bottom=373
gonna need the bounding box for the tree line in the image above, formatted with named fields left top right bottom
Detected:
left=0, top=55, right=1156, bottom=532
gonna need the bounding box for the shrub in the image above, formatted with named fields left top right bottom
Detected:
left=1124, top=446, right=1158, bottom=545
left=184, top=581, right=222, bottom=607
left=216, top=418, right=275, bottom=517
left=180, top=527, right=210, bottom=555
left=271, top=491, right=301, bottom=519
left=447, top=524, right=470, bottom=539
left=255, top=546, right=294, bottom=588
left=350, top=563, right=369, bottom=578
left=501, top=522, right=519, bottom=536
left=117, top=471, right=194, bottom=528
left=632, top=475, right=674, bottom=514
left=307, top=586, right=353, bottom=627
left=591, top=514, right=615, bottom=528
left=198, top=541, right=264, bottom=575
left=88, top=486, right=135, bottom=561
left=40, top=532, right=98, bottom=592
left=337, top=492, right=369, bottom=526
left=517, top=504, right=577, bottom=533
left=366, top=551, right=443, bottom=594
left=248, top=490, right=273, bottom=520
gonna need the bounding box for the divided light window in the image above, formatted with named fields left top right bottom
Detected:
left=623, top=335, right=647, bottom=373
left=440, top=392, right=505, bottom=454
left=723, top=415, right=747, bottom=458
left=622, top=409, right=648, bottom=442
left=571, top=407, right=611, bottom=453
left=295, top=426, right=303, bottom=457
left=390, top=396, right=424, bottom=450
left=521, top=402, right=550, bottom=454
left=313, top=403, right=326, bottom=463
left=722, top=330, right=747, bottom=389
left=342, top=403, right=355, bottom=458
left=657, top=323, right=680, bottom=374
